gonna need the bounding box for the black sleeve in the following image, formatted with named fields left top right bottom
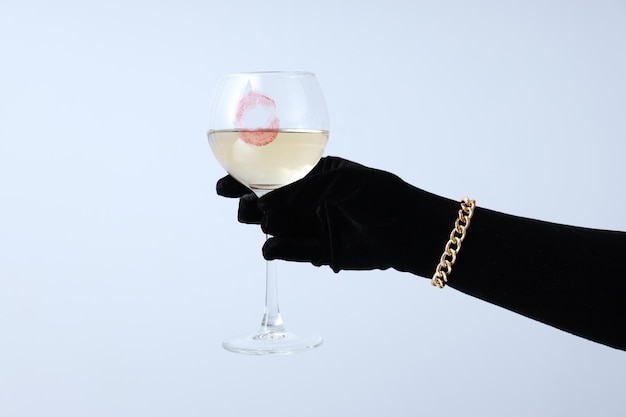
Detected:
left=448, top=205, right=626, bottom=350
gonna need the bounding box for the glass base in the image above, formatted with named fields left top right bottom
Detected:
left=222, top=330, right=323, bottom=355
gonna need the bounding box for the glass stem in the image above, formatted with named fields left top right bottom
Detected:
left=259, top=236, right=285, bottom=335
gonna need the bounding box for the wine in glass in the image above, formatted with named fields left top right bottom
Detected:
left=208, top=71, right=329, bottom=354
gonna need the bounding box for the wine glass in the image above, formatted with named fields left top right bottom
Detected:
left=208, top=71, right=329, bottom=355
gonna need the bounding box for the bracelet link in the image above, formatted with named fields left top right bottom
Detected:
left=432, top=197, right=476, bottom=288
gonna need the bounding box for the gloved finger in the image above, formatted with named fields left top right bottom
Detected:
left=311, top=155, right=364, bottom=174
left=260, top=208, right=317, bottom=237
left=262, top=236, right=324, bottom=265
left=258, top=172, right=331, bottom=211
left=258, top=167, right=363, bottom=212
left=238, top=193, right=262, bottom=224
left=216, top=175, right=251, bottom=198
left=256, top=159, right=366, bottom=212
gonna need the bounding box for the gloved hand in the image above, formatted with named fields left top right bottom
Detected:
left=216, top=156, right=460, bottom=277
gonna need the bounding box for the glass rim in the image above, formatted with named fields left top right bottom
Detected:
left=218, top=70, right=316, bottom=78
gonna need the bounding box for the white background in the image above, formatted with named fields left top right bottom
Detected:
left=1, top=0, right=625, bottom=416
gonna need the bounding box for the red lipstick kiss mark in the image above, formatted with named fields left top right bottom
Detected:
left=235, top=91, right=280, bottom=146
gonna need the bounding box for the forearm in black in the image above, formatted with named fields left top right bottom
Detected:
left=448, top=206, right=626, bottom=350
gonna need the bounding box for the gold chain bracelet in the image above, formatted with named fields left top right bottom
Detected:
left=431, top=197, right=476, bottom=288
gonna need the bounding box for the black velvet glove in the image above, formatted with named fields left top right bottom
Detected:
left=216, top=156, right=626, bottom=350
left=216, top=156, right=459, bottom=277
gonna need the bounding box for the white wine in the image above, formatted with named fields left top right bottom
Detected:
left=208, top=129, right=328, bottom=191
